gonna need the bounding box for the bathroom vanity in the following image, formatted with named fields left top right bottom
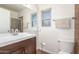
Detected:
left=0, top=33, right=36, bottom=54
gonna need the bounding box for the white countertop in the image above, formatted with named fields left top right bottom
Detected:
left=0, top=32, right=36, bottom=47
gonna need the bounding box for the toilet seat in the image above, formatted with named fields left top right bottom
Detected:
left=58, top=51, right=70, bottom=54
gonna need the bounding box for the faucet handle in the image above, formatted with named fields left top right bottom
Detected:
left=11, top=29, right=15, bottom=33
left=15, top=29, right=19, bottom=32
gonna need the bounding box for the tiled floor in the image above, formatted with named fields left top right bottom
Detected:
left=36, top=49, right=49, bottom=54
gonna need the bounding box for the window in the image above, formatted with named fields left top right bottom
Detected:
left=42, top=9, right=51, bottom=27
left=31, top=13, right=37, bottom=27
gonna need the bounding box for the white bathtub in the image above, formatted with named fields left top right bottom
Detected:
left=0, top=32, right=36, bottom=47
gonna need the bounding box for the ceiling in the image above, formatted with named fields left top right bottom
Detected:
left=0, top=4, right=27, bottom=11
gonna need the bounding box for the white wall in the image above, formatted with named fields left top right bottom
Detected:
left=0, top=8, right=10, bottom=33
left=37, top=4, right=75, bottom=53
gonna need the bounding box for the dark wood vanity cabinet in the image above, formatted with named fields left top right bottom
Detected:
left=0, top=37, right=36, bottom=54
left=24, top=37, right=36, bottom=54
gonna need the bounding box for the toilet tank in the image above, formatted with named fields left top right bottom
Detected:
left=59, top=40, right=74, bottom=53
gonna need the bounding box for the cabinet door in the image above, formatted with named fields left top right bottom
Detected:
left=25, top=38, right=36, bottom=54
left=11, top=48, right=25, bottom=54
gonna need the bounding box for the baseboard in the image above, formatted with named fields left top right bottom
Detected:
left=37, top=47, right=54, bottom=54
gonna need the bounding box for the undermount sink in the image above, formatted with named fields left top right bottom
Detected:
left=12, top=33, right=18, bottom=36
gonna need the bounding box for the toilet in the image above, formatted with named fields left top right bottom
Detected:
left=58, top=39, right=74, bottom=54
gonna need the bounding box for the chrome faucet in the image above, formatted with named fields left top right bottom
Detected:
left=8, top=29, right=19, bottom=35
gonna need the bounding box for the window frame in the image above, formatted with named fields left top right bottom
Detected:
left=41, top=8, right=51, bottom=27
left=31, top=13, right=37, bottom=27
